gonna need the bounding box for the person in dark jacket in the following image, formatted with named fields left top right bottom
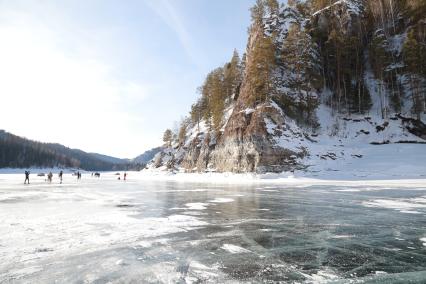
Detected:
left=24, top=171, right=30, bottom=184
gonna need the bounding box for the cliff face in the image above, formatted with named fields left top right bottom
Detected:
left=148, top=0, right=426, bottom=173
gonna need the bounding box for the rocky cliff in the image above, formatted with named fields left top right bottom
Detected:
left=148, top=0, right=426, bottom=174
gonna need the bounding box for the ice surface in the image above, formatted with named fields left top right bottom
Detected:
left=1, top=172, right=426, bottom=283
left=185, top=203, right=208, bottom=210
left=362, top=196, right=426, bottom=214
left=209, top=198, right=234, bottom=203
left=221, top=244, right=252, bottom=254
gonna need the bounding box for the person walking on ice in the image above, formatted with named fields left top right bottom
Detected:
left=59, top=170, right=63, bottom=184
left=24, top=171, right=30, bottom=184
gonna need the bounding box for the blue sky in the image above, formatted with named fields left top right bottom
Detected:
left=0, top=0, right=256, bottom=158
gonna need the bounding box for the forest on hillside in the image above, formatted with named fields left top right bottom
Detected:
left=161, top=0, right=426, bottom=145
left=0, top=130, right=141, bottom=170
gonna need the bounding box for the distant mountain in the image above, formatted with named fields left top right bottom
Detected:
left=0, top=130, right=138, bottom=171
left=133, top=147, right=164, bottom=164
left=90, top=153, right=130, bottom=165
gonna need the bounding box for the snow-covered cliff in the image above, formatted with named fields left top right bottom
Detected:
left=147, top=0, right=426, bottom=174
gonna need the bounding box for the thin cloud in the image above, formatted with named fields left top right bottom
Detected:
left=145, top=0, right=205, bottom=66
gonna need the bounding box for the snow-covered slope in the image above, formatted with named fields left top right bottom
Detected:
left=133, top=147, right=164, bottom=164
left=146, top=0, right=426, bottom=175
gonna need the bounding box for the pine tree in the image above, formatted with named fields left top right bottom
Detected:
left=190, top=49, right=243, bottom=133
left=403, top=30, right=426, bottom=119
left=320, top=16, right=372, bottom=115
left=347, top=35, right=372, bottom=114
left=281, top=24, right=322, bottom=125
left=178, top=119, right=189, bottom=145
left=209, top=68, right=226, bottom=131
left=163, top=129, right=173, bottom=147
left=309, top=0, right=336, bottom=12
left=266, top=0, right=279, bottom=15
left=190, top=100, right=202, bottom=129
left=250, top=0, right=266, bottom=25
left=370, top=30, right=392, bottom=118
left=198, top=68, right=223, bottom=131
left=224, top=50, right=242, bottom=99
left=404, top=0, right=426, bottom=23
left=246, top=31, right=276, bottom=105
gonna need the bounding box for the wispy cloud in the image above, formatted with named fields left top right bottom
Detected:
left=145, top=0, right=205, bottom=66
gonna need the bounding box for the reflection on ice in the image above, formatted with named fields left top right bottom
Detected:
left=362, top=196, right=426, bottom=214
left=209, top=198, right=235, bottom=203
left=185, top=203, right=208, bottom=210
left=0, top=173, right=425, bottom=283
left=221, top=244, right=252, bottom=254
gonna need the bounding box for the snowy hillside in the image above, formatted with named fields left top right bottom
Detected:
left=133, top=147, right=164, bottom=164
left=146, top=0, right=426, bottom=175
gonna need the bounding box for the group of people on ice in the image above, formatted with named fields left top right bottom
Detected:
left=24, top=170, right=83, bottom=184
left=47, top=171, right=64, bottom=183
left=117, top=172, right=127, bottom=180
left=24, top=171, right=128, bottom=184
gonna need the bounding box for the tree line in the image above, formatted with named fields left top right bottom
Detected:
left=247, top=0, right=426, bottom=119
left=162, top=0, right=426, bottom=146
left=162, top=50, right=243, bottom=146
left=0, top=130, right=141, bottom=171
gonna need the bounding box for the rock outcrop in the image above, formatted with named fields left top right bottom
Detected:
left=147, top=0, right=426, bottom=173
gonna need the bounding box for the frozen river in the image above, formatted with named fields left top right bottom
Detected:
left=0, top=173, right=425, bottom=283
